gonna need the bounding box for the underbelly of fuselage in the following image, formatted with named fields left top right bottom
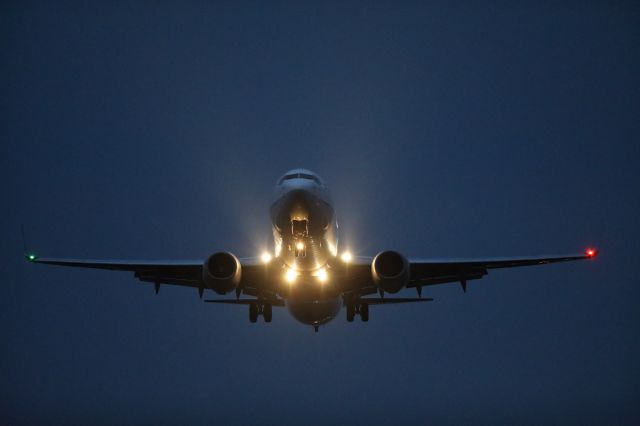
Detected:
left=286, top=295, right=341, bottom=326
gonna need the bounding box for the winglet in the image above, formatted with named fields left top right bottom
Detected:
left=21, top=225, right=38, bottom=262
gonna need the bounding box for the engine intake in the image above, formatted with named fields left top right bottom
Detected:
left=203, top=252, right=241, bottom=295
left=371, top=250, right=409, bottom=293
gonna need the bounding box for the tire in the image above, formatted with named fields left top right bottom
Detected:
left=360, top=303, right=369, bottom=322
left=263, top=304, right=272, bottom=323
left=346, top=304, right=355, bottom=322
left=249, top=303, right=258, bottom=323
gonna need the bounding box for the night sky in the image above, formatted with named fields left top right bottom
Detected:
left=3, top=2, right=639, bottom=424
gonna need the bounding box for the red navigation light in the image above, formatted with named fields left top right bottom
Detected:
left=585, top=248, right=597, bottom=258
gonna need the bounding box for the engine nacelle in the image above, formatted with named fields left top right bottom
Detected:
left=203, top=252, right=242, bottom=295
left=371, top=250, right=410, bottom=293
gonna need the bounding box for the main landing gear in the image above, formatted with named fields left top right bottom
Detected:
left=249, top=302, right=272, bottom=323
left=346, top=303, right=369, bottom=322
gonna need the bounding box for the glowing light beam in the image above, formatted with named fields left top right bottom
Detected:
left=285, top=269, right=297, bottom=283
left=316, top=268, right=328, bottom=283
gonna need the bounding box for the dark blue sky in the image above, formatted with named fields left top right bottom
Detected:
left=3, top=2, right=639, bottom=424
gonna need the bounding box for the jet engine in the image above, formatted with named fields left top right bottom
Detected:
left=371, top=251, right=410, bottom=293
left=203, top=252, right=242, bottom=295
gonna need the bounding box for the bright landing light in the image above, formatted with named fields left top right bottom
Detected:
left=285, top=269, right=297, bottom=283
left=341, top=252, right=352, bottom=263
left=316, top=268, right=328, bottom=283
left=261, top=252, right=272, bottom=263
left=296, top=241, right=305, bottom=251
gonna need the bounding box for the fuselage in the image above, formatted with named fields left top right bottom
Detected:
left=270, top=169, right=341, bottom=326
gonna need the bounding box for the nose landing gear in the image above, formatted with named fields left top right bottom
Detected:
left=345, top=303, right=369, bottom=322
left=292, top=219, right=308, bottom=258
left=249, top=302, right=273, bottom=323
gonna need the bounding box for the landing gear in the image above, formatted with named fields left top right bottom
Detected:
left=263, top=304, right=272, bottom=323
left=360, top=303, right=369, bottom=322
left=249, top=303, right=258, bottom=323
left=346, top=304, right=355, bottom=322
left=249, top=302, right=272, bottom=323
left=345, top=302, right=369, bottom=322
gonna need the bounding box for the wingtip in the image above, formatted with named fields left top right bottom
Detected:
left=585, top=248, right=598, bottom=258
left=21, top=225, right=37, bottom=262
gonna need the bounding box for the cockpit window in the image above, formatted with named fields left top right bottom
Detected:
left=300, top=173, right=321, bottom=184
left=278, top=173, right=322, bottom=185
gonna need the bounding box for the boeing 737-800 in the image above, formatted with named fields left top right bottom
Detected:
left=26, top=169, right=598, bottom=332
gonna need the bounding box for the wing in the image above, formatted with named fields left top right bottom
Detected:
left=26, top=255, right=271, bottom=295
left=28, top=256, right=204, bottom=288
left=408, top=250, right=597, bottom=289
left=339, top=249, right=598, bottom=294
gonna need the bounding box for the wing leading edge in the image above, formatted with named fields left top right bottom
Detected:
left=28, top=256, right=204, bottom=288
left=408, top=250, right=598, bottom=288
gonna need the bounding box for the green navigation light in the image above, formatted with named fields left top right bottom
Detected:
left=27, top=254, right=37, bottom=262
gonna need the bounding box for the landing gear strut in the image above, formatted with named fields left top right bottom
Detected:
left=263, top=304, right=272, bottom=323
left=249, top=303, right=258, bottom=323
left=345, top=303, right=369, bottom=322
left=346, top=304, right=355, bottom=322
left=249, top=302, right=272, bottom=323
left=360, top=303, right=369, bottom=322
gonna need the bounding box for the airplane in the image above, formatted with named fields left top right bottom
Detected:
left=25, top=168, right=598, bottom=332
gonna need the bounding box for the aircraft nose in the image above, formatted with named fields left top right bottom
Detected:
left=270, top=185, right=334, bottom=237
left=283, top=189, right=317, bottom=219
left=282, top=177, right=317, bottom=190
